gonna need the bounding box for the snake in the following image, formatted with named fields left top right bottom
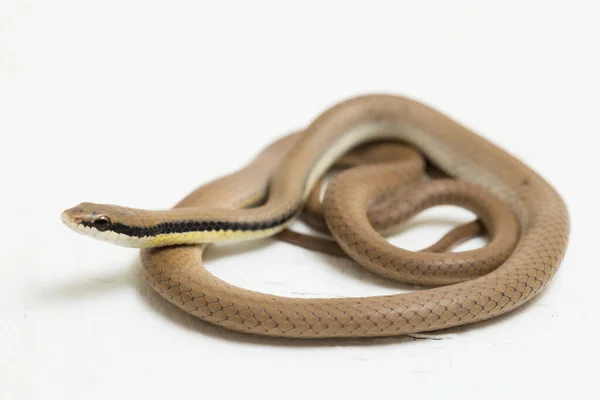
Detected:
left=61, top=94, right=569, bottom=338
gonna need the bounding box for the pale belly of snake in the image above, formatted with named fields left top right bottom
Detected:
left=65, top=95, right=570, bottom=338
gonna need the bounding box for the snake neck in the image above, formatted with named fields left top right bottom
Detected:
left=124, top=207, right=301, bottom=248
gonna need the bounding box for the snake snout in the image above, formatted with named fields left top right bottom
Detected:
left=61, top=208, right=83, bottom=226
left=61, top=203, right=98, bottom=227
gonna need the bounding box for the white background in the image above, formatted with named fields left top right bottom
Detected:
left=1, top=1, right=599, bottom=399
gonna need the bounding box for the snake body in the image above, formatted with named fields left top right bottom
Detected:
left=62, top=95, right=569, bottom=338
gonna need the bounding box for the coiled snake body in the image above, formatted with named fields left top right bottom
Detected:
left=62, top=95, right=569, bottom=338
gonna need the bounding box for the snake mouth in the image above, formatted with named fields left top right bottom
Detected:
left=61, top=210, right=81, bottom=226
left=60, top=209, right=131, bottom=246
left=60, top=210, right=83, bottom=231
left=60, top=209, right=95, bottom=236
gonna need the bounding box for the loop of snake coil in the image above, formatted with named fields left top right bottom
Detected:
left=140, top=95, right=569, bottom=338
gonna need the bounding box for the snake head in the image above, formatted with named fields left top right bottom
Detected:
left=61, top=202, right=140, bottom=245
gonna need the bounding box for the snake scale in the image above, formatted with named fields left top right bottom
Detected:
left=62, top=95, right=569, bottom=338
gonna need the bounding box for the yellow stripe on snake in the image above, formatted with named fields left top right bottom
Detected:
left=62, top=95, right=569, bottom=338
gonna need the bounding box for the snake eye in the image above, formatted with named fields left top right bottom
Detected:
left=93, top=215, right=112, bottom=231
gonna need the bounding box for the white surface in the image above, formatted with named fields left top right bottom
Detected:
left=1, top=1, right=599, bottom=399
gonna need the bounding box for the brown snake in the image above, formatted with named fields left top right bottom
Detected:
left=62, top=94, right=569, bottom=338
